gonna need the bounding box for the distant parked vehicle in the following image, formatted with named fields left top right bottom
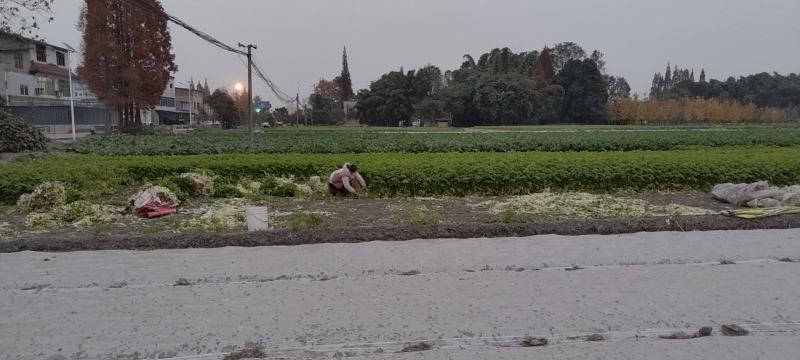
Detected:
left=172, top=125, right=193, bottom=135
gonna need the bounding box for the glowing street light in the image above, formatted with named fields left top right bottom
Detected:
left=234, top=83, right=244, bottom=93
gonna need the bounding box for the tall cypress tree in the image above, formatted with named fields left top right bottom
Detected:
left=78, top=0, right=176, bottom=133
left=533, top=47, right=556, bottom=88
left=664, top=63, right=672, bottom=89
left=338, top=46, right=354, bottom=101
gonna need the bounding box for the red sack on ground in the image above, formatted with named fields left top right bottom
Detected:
left=137, top=204, right=176, bottom=219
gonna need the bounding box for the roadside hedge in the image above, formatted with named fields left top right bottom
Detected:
left=2, top=147, right=800, bottom=204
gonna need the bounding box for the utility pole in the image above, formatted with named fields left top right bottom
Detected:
left=62, top=43, right=77, bottom=140
left=188, top=79, right=194, bottom=126
left=295, top=84, right=300, bottom=127
left=238, top=43, right=257, bottom=143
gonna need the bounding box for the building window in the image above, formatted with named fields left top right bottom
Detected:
left=20, top=85, right=29, bottom=96
left=36, top=44, right=47, bottom=62
left=56, top=51, right=66, bottom=66
left=14, top=53, right=23, bottom=68
left=160, top=97, right=175, bottom=107
left=37, top=77, right=55, bottom=96
left=58, top=80, right=69, bottom=96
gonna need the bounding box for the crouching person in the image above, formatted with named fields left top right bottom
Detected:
left=328, top=163, right=366, bottom=197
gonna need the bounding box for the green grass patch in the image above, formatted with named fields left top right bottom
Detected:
left=281, top=211, right=330, bottom=231
left=2, top=147, right=800, bottom=204
left=392, top=202, right=442, bottom=225
left=68, top=126, right=800, bottom=155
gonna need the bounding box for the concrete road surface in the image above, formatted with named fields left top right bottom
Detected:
left=2, top=229, right=800, bottom=360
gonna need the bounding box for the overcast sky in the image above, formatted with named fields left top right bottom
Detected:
left=40, top=0, right=800, bottom=106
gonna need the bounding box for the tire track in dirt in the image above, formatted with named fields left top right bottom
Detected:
left=6, top=257, right=796, bottom=294
left=150, top=322, right=800, bottom=360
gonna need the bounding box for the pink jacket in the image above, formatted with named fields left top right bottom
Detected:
left=329, top=164, right=366, bottom=193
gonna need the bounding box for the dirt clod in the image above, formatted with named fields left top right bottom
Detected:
left=519, top=336, right=548, bottom=347
left=399, top=270, right=420, bottom=276
left=565, top=265, right=584, bottom=271
left=585, top=333, right=606, bottom=341
left=174, top=278, right=192, bottom=286
left=399, top=342, right=432, bottom=353
left=223, top=347, right=266, bottom=360
left=721, top=324, right=749, bottom=336
left=698, top=326, right=713, bottom=337
left=20, top=283, right=51, bottom=291
left=108, top=281, right=128, bottom=289
left=720, top=259, right=736, bottom=265
left=778, top=257, right=795, bottom=263
left=659, top=331, right=697, bottom=340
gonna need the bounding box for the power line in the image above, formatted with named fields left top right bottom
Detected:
left=244, top=54, right=296, bottom=104
left=237, top=54, right=291, bottom=103
left=123, top=0, right=298, bottom=105
left=121, top=0, right=246, bottom=56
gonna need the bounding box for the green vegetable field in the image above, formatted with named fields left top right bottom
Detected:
left=3, top=147, right=799, bottom=203
left=69, top=126, right=800, bottom=155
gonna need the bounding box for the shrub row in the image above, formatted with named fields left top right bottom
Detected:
left=2, top=147, right=800, bottom=204
left=68, top=127, right=800, bottom=155
left=0, top=109, right=47, bottom=153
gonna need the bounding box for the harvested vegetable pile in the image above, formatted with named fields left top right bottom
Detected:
left=129, top=185, right=181, bottom=208
left=179, top=198, right=249, bottom=232
left=16, top=182, right=67, bottom=213
left=25, top=201, right=122, bottom=229
left=490, top=192, right=713, bottom=219
left=180, top=172, right=215, bottom=196
left=0, top=222, right=12, bottom=237
left=273, top=177, right=314, bottom=197
left=235, top=179, right=261, bottom=195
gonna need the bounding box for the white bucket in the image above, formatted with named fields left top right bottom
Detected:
left=245, top=207, right=269, bottom=232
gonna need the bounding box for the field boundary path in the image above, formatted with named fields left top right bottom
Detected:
left=2, top=229, right=800, bottom=359
left=3, top=214, right=800, bottom=252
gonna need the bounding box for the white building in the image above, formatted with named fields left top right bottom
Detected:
left=0, top=32, right=74, bottom=106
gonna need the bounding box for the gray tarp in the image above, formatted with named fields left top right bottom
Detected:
left=712, top=181, right=800, bottom=208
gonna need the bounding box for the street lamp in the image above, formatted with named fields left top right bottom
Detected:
left=177, top=80, right=194, bottom=126
left=62, top=42, right=77, bottom=141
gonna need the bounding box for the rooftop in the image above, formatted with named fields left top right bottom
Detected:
left=0, top=31, right=71, bottom=53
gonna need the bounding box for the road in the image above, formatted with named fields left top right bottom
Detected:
left=1, top=229, right=799, bottom=359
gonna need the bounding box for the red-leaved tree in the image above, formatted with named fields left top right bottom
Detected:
left=78, top=0, right=176, bottom=133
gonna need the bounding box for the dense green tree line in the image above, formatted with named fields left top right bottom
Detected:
left=354, top=42, right=627, bottom=126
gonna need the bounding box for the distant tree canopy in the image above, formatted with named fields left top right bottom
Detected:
left=356, top=43, right=622, bottom=126
left=0, top=0, right=53, bottom=37
left=355, top=64, right=444, bottom=126
left=309, top=92, right=344, bottom=125
left=650, top=65, right=800, bottom=110
left=206, top=89, right=238, bottom=129
left=558, top=59, right=609, bottom=123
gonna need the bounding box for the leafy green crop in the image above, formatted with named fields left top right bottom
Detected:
left=3, top=147, right=800, bottom=204
left=69, top=127, right=800, bottom=155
